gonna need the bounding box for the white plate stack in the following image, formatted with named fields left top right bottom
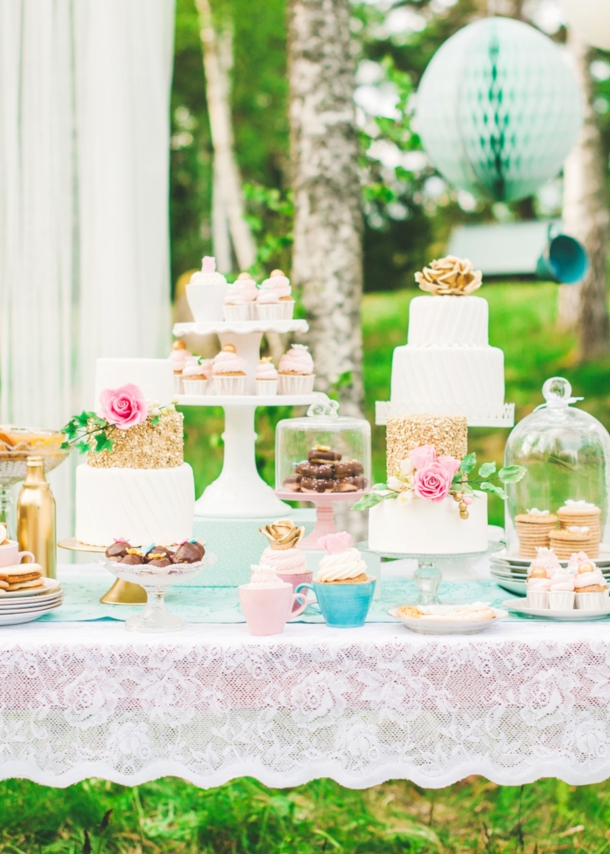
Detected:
left=0, top=578, right=63, bottom=625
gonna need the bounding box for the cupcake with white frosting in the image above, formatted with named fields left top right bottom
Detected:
left=525, top=547, right=558, bottom=609
left=255, top=357, right=279, bottom=396
left=169, top=340, right=191, bottom=394
left=212, top=344, right=247, bottom=395
left=236, top=272, right=259, bottom=319
left=548, top=567, right=575, bottom=611
left=244, top=564, right=289, bottom=590
left=278, top=344, right=315, bottom=395
left=316, top=532, right=370, bottom=584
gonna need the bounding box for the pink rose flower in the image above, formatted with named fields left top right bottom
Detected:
left=409, top=444, right=437, bottom=470
left=318, top=531, right=353, bottom=554
left=99, top=384, right=148, bottom=430
left=413, top=463, right=452, bottom=503
left=437, top=456, right=460, bottom=476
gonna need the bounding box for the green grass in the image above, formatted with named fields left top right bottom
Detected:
left=4, top=284, right=610, bottom=850
left=1, top=775, right=610, bottom=852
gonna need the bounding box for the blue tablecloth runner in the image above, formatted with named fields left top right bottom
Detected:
left=40, top=575, right=525, bottom=623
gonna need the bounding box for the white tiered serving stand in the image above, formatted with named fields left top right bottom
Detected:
left=173, top=319, right=325, bottom=519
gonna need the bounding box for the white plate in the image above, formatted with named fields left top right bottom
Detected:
left=492, top=548, right=610, bottom=568
left=0, top=589, right=63, bottom=607
left=502, top=598, right=610, bottom=621
left=490, top=571, right=527, bottom=597
left=0, top=578, right=61, bottom=599
left=388, top=605, right=508, bottom=635
left=0, top=601, right=62, bottom=625
left=0, top=595, right=63, bottom=613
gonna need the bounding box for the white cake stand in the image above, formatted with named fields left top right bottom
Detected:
left=173, top=320, right=327, bottom=518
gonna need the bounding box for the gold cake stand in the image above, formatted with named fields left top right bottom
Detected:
left=58, top=537, right=146, bottom=604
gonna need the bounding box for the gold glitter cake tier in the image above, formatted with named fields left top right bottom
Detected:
left=87, top=411, right=184, bottom=469
left=386, top=414, right=468, bottom=479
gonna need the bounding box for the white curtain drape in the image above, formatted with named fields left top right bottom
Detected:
left=0, top=0, right=175, bottom=537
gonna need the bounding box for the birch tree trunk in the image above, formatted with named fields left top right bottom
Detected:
left=195, top=0, right=256, bottom=270
left=559, top=29, right=609, bottom=358
left=288, top=0, right=364, bottom=417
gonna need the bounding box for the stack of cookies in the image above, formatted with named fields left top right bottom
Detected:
left=514, top=510, right=558, bottom=558
left=557, top=501, right=601, bottom=557
left=0, top=563, right=44, bottom=593
left=549, top=527, right=594, bottom=559
left=283, top=445, right=367, bottom=494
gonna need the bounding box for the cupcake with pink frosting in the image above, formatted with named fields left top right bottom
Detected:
left=255, top=358, right=279, bottom=396
left=223, top=282, right=249, bottom=322
left=548, top=568, right=575, bottom=611
left=182, top=356, right=212, bottom=395
left=259, top=518, right=312, bottom=592
left=169, top=340, right=191, bottom=394
left=237, top=272, right=259, bottom=319
left=526, top=548, right=558, bottom=609
left=212, top=344, right=247, bottom=395
left=278, top=344, right=315, bottom=395
left=256, top=269, right=294, bottom=320
left=569, top=552, right=609, bottom=610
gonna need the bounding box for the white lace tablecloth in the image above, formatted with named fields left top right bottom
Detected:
left=3, top=618, right=610, bottom=789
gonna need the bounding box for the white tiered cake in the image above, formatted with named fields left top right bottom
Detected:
left=390, top=294, right=506, bottom=422
left=75, top=359, right=195, bottom=547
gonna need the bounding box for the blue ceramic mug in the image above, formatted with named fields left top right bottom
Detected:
left=296, top=580, right=376, bottom=628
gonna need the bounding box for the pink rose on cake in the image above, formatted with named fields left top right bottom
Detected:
left=99, top=384, right=147, bottom=430
left=413, top=462, right=452, bottom=502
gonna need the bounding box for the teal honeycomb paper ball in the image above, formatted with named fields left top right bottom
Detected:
left=415, top=17, right=583, bottom=203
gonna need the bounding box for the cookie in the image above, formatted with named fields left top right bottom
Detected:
left=300, top=477, right=335, bottom=493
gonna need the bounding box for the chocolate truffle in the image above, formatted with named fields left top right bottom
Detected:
left=173, top=541, right=205, bottom=563
left=148, top=557, right=172, bottom=568
left=119, top=554, right=144, bottom=565
left=105, top=541, right=130, bottom=559
left=146, top=545, right=174, bottom=561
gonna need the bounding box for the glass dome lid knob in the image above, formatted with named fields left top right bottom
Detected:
left=539, top=377, right=583, bottom=409
left=307, top=398, right=339, bottom=418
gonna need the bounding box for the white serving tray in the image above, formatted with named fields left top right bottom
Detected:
left=492, top=548, right=610, bottom=568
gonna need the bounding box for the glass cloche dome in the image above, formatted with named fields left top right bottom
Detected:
left=276, top=400, right=371, bottom=495
left=504, top=377, right=610, bottom=556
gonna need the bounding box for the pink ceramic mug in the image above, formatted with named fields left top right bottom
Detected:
left=0, top=540, right=35, bottom=568
left=238, top=582, right=308, bottom=636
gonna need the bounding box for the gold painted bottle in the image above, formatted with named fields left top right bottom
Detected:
left=17, top=456, right=56, bottom=578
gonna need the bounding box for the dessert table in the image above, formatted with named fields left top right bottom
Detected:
left=2, top=565, right=610, bottom=789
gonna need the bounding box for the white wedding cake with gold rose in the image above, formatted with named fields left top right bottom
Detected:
left=389, top=257, right=508, bottom=423
left=74, top=359, right=194, bottom=547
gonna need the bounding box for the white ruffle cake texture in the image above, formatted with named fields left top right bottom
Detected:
left=75, top=463, right=195, bottom=547
left=368, top=491, right=488, bottom=555
left=390, top=296, right=506, bottom=420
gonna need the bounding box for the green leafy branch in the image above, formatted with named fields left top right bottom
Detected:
left=451, top=454, right=526, bottom=500
left=61, top=412, right=115, bottom=455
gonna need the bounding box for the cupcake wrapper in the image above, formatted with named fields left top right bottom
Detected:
left=527, top=591, right=549, bottom=610
left=173, top=375, right=183, bottom=395
left=277, top=300, right=295, bottom=320
left=278, top=374, right=315, bottom=395
left=223, top=304, right=249, bottom=322
left=182, top=379, right=208, bottom=395
left=575, top=590, right=610, bottom=610
left=256, top=304, right=283, bottom=321
left=214, top=374, right=246, bottom=396
left=255, top=379, right=278, bottom=396
left=548, top=591, right=575, bottom=611
left=246, top=302, right=257, bottom=321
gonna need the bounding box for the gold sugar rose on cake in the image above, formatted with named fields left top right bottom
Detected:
left=415, top=255, right=482, bottom=296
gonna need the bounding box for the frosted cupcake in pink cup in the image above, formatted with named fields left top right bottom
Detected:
left=255, top=357, right=279, bottom=396
left=569, top=552, right=609, bottom=609
left=526, top=547, right=558, bottom=609
left=259, top=518, right=312, bottom=593
left=212, top=344, right=247, bottom=395
left=169, top=340, right=191, bottom=394
left=278, top=344, right=315, bottom=395
left=257, top=270, right=294, bottom=320
left=238, top=564, right=307, bottom=636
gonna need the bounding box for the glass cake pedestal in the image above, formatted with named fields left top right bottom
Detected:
left=359, top=541, right=503, bottom=604
left=58, top=538, right=147, bottom=604
left=173, top=319, right=324, bottom=518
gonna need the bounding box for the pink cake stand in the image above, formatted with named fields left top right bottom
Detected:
left=274, top=490, right=366, bottom=550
